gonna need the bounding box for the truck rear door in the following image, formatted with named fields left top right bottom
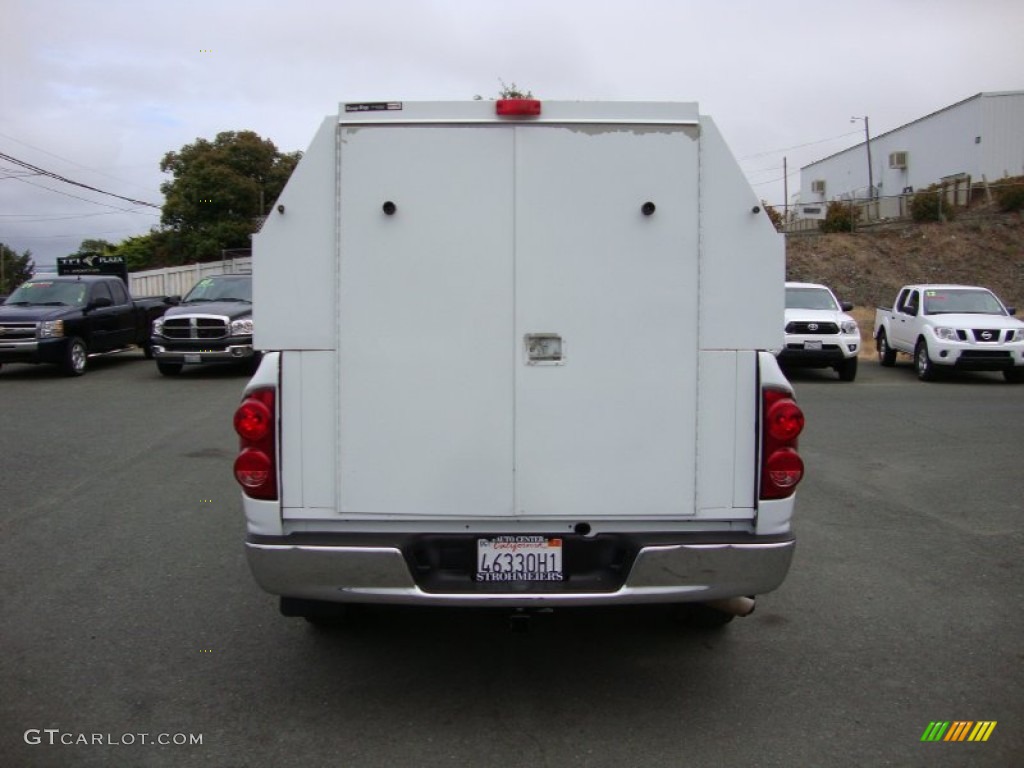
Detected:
left=513, top=125, right=698, bottom=517
left=336, top=120, right=699, bottom=519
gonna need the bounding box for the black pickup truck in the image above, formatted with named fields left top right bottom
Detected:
left=150, top=273, right=255, bottom=376
left=0, top=274, right=176, bottom=376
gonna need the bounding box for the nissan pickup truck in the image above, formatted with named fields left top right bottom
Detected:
left=0, top=275, right=176, bottom=376
left=874, top=284, right=1024, bottom=382
left=151, top=274, right=255, bottom=376
left=778, top=281, right=861, bottom=381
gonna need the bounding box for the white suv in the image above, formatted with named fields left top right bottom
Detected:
left=779, top=282, right=861, bottom=381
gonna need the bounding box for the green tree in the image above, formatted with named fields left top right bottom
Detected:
left=820, top=201, right=859, bottom=233
left=0, top=243, right=35, bottom=294
left=910, top=184, right=955, bottom=222
left=109, top=232, right=176, bottom=271
left=70, top=238, right=116, bottom=257
left=993, top=176, right=1024, bottom=212
left=159, top=130, right=300, bottom=262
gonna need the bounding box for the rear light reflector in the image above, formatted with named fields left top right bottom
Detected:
left=234, top=449, right=272, bottom=488
left=760, top=388, right=805, bottom=500
left=234, top=388, right=277, bottom=500
left=496, top=99, right=541, bottom=117
left=765, top=448, right=804, bottom=489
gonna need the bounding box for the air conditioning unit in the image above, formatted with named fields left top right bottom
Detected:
left=811, top=179, right=826, bottom=194
left=889, top=151, right=908, bottom=170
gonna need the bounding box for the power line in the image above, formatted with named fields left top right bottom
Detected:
left=12, top=176, right=159, bottom=215
left=0, top=130, right=161, bottom=195
left=12, top=227, right=150, bottom=240
left=0, top=151, right=161, bottom=209
left=739, top=129, right=863, bottom=162
left=0, top=210, right=143, bottom=222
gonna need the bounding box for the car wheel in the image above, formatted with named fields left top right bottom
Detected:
left=61, top=338, right=88, bottom=377
left=142, top=343, right=154, bottom=360
left=837, top=356, right=858, bottom=382
left=1004, top=368, right=1024, bottom=384
left=877, top=331, right=896, bottom=367
left=157, top=361, right=183, bottom=377
left=915, top=339, right=936, bottom=381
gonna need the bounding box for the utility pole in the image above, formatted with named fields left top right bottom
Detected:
left=851, top=115, right=874, bottom=198
left=783, top=156, right=788, bottom=227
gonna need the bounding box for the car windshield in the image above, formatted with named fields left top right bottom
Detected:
left=786, top=287, right=838, bottom=311
left=923, top=289, right=1005, bottom=316
left=5, top=280, right=88, bottom=307
left=183, top=276, right=252, bottom=303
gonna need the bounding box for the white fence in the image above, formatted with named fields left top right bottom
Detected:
left=130, top=256, right=251, bottom=298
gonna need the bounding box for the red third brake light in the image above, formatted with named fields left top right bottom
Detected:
left=760, top=388, right=805, bottom=500
left=233, top=388, right=277, bottom=500
left=496, top=99, right=542, bottom=117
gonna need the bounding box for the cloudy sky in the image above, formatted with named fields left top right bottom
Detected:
left=2, top=0, right=1022, bottom=269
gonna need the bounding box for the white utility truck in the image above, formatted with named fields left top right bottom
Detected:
left=874, top=284, right=1024, bottom=382
left=234, top=99, right=805, bottom=627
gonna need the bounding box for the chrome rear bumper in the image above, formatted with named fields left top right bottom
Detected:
left=245, top=536, right=795, bottom=608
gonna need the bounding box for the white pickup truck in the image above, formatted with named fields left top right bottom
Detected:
left=874, top=284, right=1024, bottom=382
left=778, top=282, right=861, bottom=381
left=234, top=99, right=805, bottom=629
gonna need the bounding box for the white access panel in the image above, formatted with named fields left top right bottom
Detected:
left=336, top=126, right=515, bottom=516
left=253, top=117, right=337, bottom=351
left=514, top=125, right=700, bottom=517
left=695, top=350, right=757, bottom=515
left=698, top=116, right=784, bottom=351
left=280, top=350, right=337, bottom=511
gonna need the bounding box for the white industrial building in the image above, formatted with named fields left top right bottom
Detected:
left=798, top=91, right=1024, bottom=218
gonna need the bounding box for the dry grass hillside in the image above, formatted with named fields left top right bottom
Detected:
left=786, top=210, right=1024, bottom=354
left=786, top=212, right=1024, bottom=312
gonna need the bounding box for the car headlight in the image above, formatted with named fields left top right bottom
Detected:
left=230, top=318, right=253, bottom=336
left=38, top=320, right=64, bottom=338
left=841, top=321, right=859, bottom=335
left=152, top=317, right=164, bottom=335
left=1011, top=329, right=1024, bottom=343
left=934, top=327, right=958, bottom=341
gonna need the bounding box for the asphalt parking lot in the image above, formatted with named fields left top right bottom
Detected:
left=0, top=354, right=1021, bottom=767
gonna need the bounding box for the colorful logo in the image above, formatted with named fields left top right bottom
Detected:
left=921, top=721, right=997, bottom=742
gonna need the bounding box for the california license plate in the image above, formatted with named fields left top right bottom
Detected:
left=184, top=354, right=202, bottom=363
left=803, top=340, right=823, bottom=350
left=476, top=536, right=563, bottom=582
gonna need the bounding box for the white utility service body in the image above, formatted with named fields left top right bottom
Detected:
left=238, top=100, right=804, bottom=617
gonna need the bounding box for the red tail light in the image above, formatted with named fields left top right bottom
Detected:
left=760, top=388, right=804, bottom=500
left=234, top=398, right=271, bottom=441
left=234, top=388, right=277, bottom=500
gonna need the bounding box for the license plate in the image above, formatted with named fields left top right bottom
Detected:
left=476, top=536, right=563, bottom=582
left=184, top=354, right=202, bottom=363
left=803, top=340, right=823, bottom=350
